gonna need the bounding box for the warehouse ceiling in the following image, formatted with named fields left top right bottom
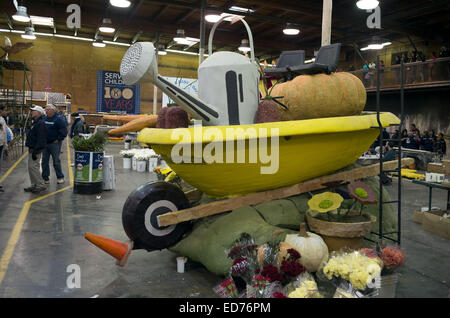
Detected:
left=1, top=0, right=450, bottom=61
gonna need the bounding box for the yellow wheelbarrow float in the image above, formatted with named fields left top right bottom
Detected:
left=85, top=112, right=404, bottom=260
left=137, top=112, right=400, bottom=198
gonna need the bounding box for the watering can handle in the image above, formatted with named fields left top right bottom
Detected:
left=208, top=15, right=255, bottom=63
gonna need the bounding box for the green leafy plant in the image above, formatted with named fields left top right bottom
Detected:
left=72, top=132, right=107, bottom=152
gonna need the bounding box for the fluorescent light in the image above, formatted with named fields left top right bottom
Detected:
left=54, top=34, right=93, bottom=41
left=356, top=0, right=379, bottom=10
left=158, top=50, right=167, bottom=56
left=382, top=42, right=392, bottom=46
left=229, top=6, right=255, bottom=13
left=11, top=30, right=25, bottom=34
left=34, top=32, right=54, bottom=37
left=0, top=29, right=11, bottom=33
left=166, top=49, right=209, bottom=57
left=30, top=16, right=54, bottom=27
left=368, top=43, right=383, bottom=50
left=104, top=41, right=130, bottom=47
left=305, top=58, right=316, bottom=64
left=109, top=0, right=131, bottom=8
left=12, top=6, right=30, bottom=23
left=360, top=47, right=370, bottom=51
left=99, top=18, right=115, bottom=33
left=21, top=27, right=36, bottom=40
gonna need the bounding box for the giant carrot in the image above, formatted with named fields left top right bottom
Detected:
left=108, top=115, right=158, bottom=135
left=103, top=114, right=153, bottom=123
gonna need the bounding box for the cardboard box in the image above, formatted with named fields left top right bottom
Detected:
left=421, top=210, right=450, bottom=239
left=413, top=209, right=445, bottom=224
left=427, top=162, right=445, bottom=174
left=443, top=159, right=450, bottom=177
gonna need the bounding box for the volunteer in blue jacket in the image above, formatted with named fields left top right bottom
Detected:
left=42, top=104, right=68, bottom=184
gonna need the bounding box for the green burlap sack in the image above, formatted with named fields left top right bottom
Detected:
left=253, top=199, right=304, bottom=230
left=169, top=206, right=296, bottom=275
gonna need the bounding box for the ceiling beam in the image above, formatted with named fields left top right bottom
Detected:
left=150, top=5, right=170, bottom=22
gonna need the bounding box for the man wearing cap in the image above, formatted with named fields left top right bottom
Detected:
left=25, top=106, right=48, bottom=193
left=42, top=104, right=68, bottom=184
left=70, top=112, right=87, bottom=139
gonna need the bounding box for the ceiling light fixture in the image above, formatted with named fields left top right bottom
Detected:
left=12, top=6, right=31, bottom=23
left=21, top=27, right=36, bottom=40
left=356, top=0, right=379, bottom=10
left=283, top=23, right=300, bottom=36
left=93, top=36, right=106, bottom=47
left=99, top=18, right=115, bottom=33
left=238, top=39, right=251, bottom=53
left=109, top=0, right=131, bottom=8
left=174, top=29, right=186, bottom=43
left=158, top=44, right=167, bottom=55
left=205, top=11, right=222, bottom=23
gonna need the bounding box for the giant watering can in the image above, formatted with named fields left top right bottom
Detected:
left=119, top=16, right=260, bottom=126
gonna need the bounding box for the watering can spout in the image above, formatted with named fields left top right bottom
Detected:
left=120, top=41, right=219, bottom=124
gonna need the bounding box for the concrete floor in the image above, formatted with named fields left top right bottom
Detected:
left=0, top=141, right=448, bottom=298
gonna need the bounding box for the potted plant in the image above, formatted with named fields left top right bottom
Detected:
left=305, top=181, right=378, bottom=251
left=120, top=150, right=133, bottom=169
left=72, top=132, right=107, bottom=194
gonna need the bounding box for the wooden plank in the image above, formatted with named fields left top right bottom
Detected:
left=158, top=158, right=413, bottom=226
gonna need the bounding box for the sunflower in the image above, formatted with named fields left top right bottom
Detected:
left=308, top=192, right=344, bottom=213
left=348, top=181, right=377, bottom=205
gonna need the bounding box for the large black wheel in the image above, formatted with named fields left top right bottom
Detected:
left=122, top=181, right=191, bottom=251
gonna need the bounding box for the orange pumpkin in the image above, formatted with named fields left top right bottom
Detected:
left=270, top=72, right=366, bottom=121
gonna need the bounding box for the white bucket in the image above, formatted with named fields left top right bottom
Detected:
left=132, top=156, right=137, bottom=171
left=148, top=157, right=159, bottom=172
left=123, top=157, right=132, bottom=169
left=136, top=160, right=147, bottom=172
left=176, top=257, right=187, bottom=273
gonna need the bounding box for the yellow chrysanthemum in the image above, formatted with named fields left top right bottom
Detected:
left=308, top=192, right=344, bottom=213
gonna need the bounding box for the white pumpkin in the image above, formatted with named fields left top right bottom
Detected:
left=284, top=223, right=329, bottom=272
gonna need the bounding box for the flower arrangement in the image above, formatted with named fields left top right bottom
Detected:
left=360, top=244, right=405, bottom=275
left=287, top=272, right=323, bottom=298
left=307, top=180, right=378, bottom=221
left=119, top=148, right=157, bottom=160
left=347, top=181, right=378, bottom=214
left=214, top=233, right=308, bottom=298
left=318, top=250, right=382, bottom=291
left=120, top=150, right=134, bottom=158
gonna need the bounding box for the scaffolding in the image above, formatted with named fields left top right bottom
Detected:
left=0, top=59, right=33, bottom=153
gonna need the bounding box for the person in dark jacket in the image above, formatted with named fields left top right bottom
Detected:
left=42, top=104, right=68, bottom=184
left=25, top=106, right=48, bottom=193
left=408, top=130, right=421, bottom=150
left=70, top=113, right=87, bottom=138
left=434, top=133, right=447, bottom=160
left=420, top=131, right=434, bottom=152
left=400, top=129, right=408, bottom=148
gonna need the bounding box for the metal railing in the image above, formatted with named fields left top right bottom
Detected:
left=349, top=57, right=450, bottom=89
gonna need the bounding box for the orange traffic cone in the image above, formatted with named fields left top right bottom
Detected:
left=85, top=233, right=133, bottom=267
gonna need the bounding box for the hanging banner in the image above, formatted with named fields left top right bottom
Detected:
left=96, top=70, right=141, bottom=114
left=161, top=77, right=198, bottom=107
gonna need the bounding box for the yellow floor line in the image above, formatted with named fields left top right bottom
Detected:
left=0, top=151, right=28, bottom=184
left=0, top=139, right=74, bottom=286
